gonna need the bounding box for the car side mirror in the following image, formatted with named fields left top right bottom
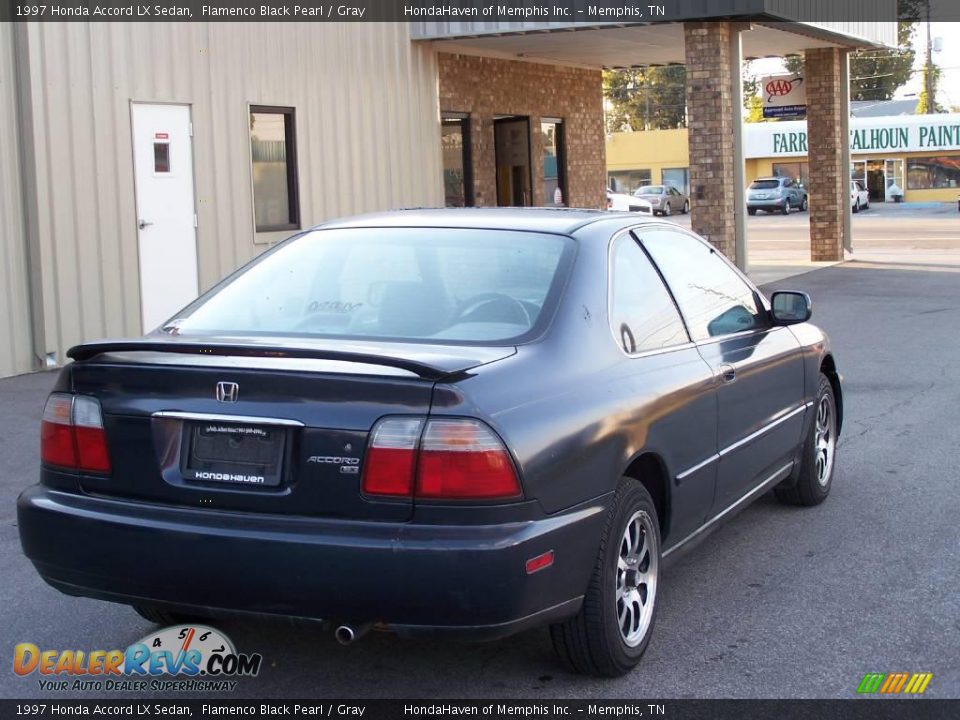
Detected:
left=770, top=291, right=812, bottom=325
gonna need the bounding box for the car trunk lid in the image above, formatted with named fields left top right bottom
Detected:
left=66, top=337, right=515, bottom=520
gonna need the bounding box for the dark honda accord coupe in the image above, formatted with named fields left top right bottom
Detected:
left=18, top=208, right=842, bottom=677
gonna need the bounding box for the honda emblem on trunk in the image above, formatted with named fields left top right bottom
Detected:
left=216, top=381, right=239, bottom=403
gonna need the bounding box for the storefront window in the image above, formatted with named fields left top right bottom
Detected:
left=441, top=113, right=473, bottom=207
left=907, top=155, right=960, bottom=190
left=250, top=106, right=300, bottom=232
left=608, top=169, right=652, bottom=195
left=772, top=162, right=809, bottom=188
left=541, top=119, right=566, bottom=207
left=662, top=167, right=690, bottom=195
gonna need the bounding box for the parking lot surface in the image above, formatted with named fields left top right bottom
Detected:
left=674, top=202, right=960, bottom=284
left=2, top=216, right=959, bottom=699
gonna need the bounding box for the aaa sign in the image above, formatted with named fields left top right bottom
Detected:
left=761, top=75, right=806, bottom=119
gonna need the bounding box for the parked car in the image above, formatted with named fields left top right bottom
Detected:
left=607, top=190, right=652, bottom=214
left=851, top=180, right=870, bottom=213
left=747, top=177, right=808, bottom=215
left=18, top=209, right=842, bottom=677
left=633, top=185, right=689, bottom=216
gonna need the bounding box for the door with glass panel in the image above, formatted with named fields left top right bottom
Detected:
left=638, top=228, right=805, bottom=514
left=441, top=113, right=473, bottom=207
left=130, top=103, right=199, bottom=332
left=495, top=116, right=532, bottom=207
left=885, top=158, right=905, bottom=201
left=541, top=119, right=566, bottom=207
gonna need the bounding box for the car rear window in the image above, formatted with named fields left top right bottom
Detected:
left=164, top=228, right=574, bottom=344
left=637, top=186, right=664, bottom=194
left=750, top=180, right=780, bottom=189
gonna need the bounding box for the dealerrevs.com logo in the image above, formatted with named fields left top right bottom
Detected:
left=14, top=625, right=262, bottom=692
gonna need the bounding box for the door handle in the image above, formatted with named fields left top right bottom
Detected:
left=718, top=364, right=737, bottom=383
left=138, top=219, right=153, bottom=230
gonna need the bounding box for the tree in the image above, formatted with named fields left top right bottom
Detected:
left=850, top=20, right=917, bottom=101
left=745, top=95, right=768, bottom=123
left=603, top=65, right=687, bottom=132
left=784, top=55, right=804, bottom=76
left=916, top=64, right=945, bottom=113
left=742, top=59, right=772, bottom=123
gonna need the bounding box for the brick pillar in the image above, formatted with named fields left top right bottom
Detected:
left=805, top=48, right=846, bottom=262
left=684, top=22, right=736, bottom=259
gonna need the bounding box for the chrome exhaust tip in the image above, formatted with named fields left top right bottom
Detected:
left=334, top=623, right=370, bottom=646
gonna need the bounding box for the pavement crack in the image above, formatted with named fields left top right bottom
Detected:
left=840, top=380, right=937, bottom=447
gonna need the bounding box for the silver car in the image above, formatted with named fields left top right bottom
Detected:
left=633, top=185, right=690, bottom=217
left=747, top=177, right=808, bottom=215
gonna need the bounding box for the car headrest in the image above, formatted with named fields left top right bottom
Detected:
left=377, top=282, right=450, bottom=338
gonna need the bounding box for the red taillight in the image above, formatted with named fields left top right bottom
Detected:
left=416, top=419, right=521, bottom=499
left=41, top=395, right=77, bottom=468
left=40, top=393, right=111, bottom=473
left=361, top=417, right=521, bottom=501
left=361, top=418, right=423, bottom=497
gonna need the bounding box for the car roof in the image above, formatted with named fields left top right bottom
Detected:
left=314, top=207, right=651, bottom=236
left=754, top=177, right=787, bottom=182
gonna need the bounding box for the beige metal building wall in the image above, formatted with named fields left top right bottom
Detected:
left=13, top=22, right=442, bottom=375
left=0, top=23, right=35, bottom=378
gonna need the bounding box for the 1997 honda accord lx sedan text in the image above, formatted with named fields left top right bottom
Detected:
left=18, top=209, right=842, bottom=677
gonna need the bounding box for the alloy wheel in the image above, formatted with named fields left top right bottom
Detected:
left=616, top=510, right=658, bottom=647
left=815, top=395, right=836, bottom=487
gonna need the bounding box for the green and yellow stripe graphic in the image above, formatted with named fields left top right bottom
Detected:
left=857, top=672, right=933, bottom=695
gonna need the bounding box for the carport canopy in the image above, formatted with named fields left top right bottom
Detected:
left=414, top=16, right=896, bottom=266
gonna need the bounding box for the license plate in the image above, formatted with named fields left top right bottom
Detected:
left=181, top=422, right=286, bottom=487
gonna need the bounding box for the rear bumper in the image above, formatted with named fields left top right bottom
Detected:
left=18, top=485, right=606, bottom=640
left=747, top=199, right=787, bottom=209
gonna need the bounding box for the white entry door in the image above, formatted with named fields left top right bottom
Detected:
left=131, top=103, right=199, bottom=332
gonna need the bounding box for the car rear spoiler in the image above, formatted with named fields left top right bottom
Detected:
left=67, top=338, right=513, bottom=381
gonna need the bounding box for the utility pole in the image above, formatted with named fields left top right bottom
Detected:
left=924, top=0, right=935, bottom=114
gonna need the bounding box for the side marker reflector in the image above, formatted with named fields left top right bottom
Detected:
left=525, top=550, right=555, bottom=575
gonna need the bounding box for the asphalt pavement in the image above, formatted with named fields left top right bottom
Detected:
left=2, top=259, right=959, bottom=699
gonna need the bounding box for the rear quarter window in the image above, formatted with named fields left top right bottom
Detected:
left=609, top=234, right=689, bottom=354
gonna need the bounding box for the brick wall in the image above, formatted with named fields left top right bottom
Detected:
left=438, top=53, right=606, bottom=209
left=805, top=48, right=846, bottom=262
left=684, top=22, right=738, bottom=260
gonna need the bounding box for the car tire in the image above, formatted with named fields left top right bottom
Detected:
left=781, top=201, right=791, bottom=215
left=864, top=200, right=870, bottom=210
left=853, top=200, right=860, bottom=214
left=682, top=201, right=689, bottom=214
left=775, top=374, right=838, bottom=507
left=747, top=208, right=757, bottom=216
left=133, top=605, right=204, bottom=626
left=550, top=479, right=661, bottom=677
left=800, top=196, right=808, bottom=212
left=663, top=202, right=671, bottom=217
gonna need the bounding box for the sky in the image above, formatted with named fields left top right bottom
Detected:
left=748, top=20, right=960, bottom=112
